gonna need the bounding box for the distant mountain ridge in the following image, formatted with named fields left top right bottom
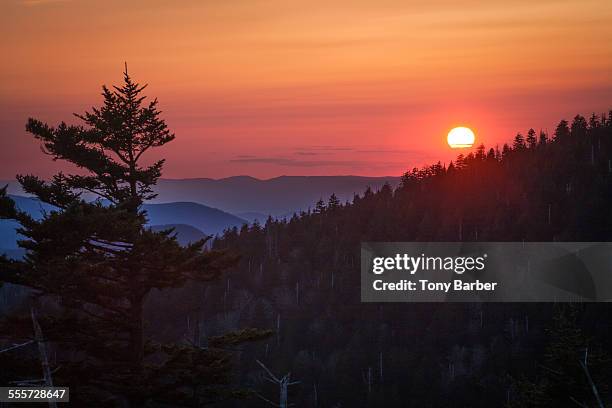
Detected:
left=149, top=224, right=208, bottom=246
left=143, top=202, right=245, bottom=234
left=0, top=195, right=245, bottom=250
left=151, top=175, right=400, bottom=216
left=1, top=175, right=399, bottom=220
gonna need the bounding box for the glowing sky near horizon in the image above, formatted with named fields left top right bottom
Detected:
left=1, top=0, right=611, bottom=179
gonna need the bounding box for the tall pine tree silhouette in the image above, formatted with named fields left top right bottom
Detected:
left=0, top=67, right=268, bottom=406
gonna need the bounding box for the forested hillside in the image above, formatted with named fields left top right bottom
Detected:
left=207, top=113, right=612, bottom=407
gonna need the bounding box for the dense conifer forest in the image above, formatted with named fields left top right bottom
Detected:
left=208, top=113, right=612, bottom=407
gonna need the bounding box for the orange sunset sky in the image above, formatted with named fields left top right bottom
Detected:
left=1, top=0, right=611, bottom=179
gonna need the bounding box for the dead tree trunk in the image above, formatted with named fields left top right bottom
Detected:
left=579, top=348, right=604, bottom=408
left=255, top=360, right=300, bottom=408
left=279, top=375, right=289, bottom=408
left=31, top=308, right=58, bottom=408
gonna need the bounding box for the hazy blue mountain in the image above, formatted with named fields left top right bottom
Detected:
left=143, top=202, right=245, bottom=234
left=2, top=194, right=56, bottom=219
left=149, top=224, right=208, bottom=246
left=0, top=195, right=56, bottom=249
left=0, top=195, right=246, bottom=249
left=0, top=180, right=21, bottom=195
left=0, top=221, right=20, bottom=249
left=0, top=248, right=26, bottom=259
left=151, top=175, right=400, bottom=216
left=3, top=175, right=400, bottom=217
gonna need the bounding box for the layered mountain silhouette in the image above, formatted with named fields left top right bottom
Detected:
left=0, top=195, right=245, bottom=251
left=143, top=201, right=245, bottom=234
left=2, top=175, right=400, bottom=222
left=150, top=175, right=399, bottom=216
left=149, top=224, right=208, bottom=246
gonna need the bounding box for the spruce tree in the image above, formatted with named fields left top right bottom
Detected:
left=538, top=130, right=548, bottom=146
left=554, top=119, right=570, bottom=141
left=0, top=68, right=268, bottom=406
left=526, top=128, right=537, bottom=149
left=327, top=193, right=340, bottom=210
left=513, top=132, right=526, bottom=150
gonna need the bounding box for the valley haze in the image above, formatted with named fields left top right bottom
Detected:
left=2, top=175, right=400, bottom=220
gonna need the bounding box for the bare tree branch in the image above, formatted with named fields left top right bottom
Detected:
left=0, top=340, right=35, bottom=354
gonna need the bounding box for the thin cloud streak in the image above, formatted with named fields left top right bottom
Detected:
left=229, top=157, right=364, bottom=168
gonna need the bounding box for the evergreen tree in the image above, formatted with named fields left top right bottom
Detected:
left=455, top=154, right=466, bottom=169
left=327, top=193, right=340, bottom=210
left=589, top=113, right=601, bottom=129
left=538, top=130, right=548, bottom=146
left=475, top=143, right=486, bottom=159
left=314, top=198, right=326, bottom=214
left=495, top=145, right=502, bottom=161
left=502, top=143, right=512, bottom=158
left=554, top=119, right=570, bottom=141
left=513, top=133, right=526, bottom=150
left=447, top=161, right=456, bottom=172
left=526, top=128, right=537, bottom=149
left=0, top=68, right=268, bottom=406
left=571, top=115, right=588, bottom=138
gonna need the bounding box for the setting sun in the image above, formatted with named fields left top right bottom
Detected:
left=447, top=127, right=475, bottom=148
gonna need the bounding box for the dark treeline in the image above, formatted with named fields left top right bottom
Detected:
left=209, top=113, right=612, bottom=407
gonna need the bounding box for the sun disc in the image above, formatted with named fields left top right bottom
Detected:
left=447, top=127, right=475, bottom=148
